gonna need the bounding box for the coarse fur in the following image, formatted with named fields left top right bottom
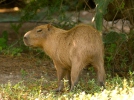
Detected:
left=23, top=24, right=106, bottom=91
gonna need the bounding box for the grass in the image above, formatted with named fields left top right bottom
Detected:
left=0, top=73, right=134, bottom=100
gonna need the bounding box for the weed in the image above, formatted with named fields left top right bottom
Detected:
left=20, top=69, right=27, bottom=79
left=0, top=31, right=8, bottom=51
left=0, top=74, right=134, bottom=99
left=3, top=47, right=23, bottom=56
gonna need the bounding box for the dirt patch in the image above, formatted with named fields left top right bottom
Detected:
left=0, top=54, right=56, bottom=85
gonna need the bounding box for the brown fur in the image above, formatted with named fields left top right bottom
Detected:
left=23, top=24, right=106, bottom=91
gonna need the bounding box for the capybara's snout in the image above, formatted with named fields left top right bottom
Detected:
left=23, top=35, right=27, bottom=42
left=23, top=32, right=30, bottom=46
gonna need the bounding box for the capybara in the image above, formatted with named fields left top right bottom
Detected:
left=23, top=24, right=106, bottom=91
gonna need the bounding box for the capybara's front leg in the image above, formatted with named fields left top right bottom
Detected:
left=54, top=67, right=66, bottom=92
left=65, top=70, right=71, bottom=89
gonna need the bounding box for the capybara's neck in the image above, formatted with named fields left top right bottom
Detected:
left=42, top=27, right=67, bottom=58
left=54, top=27, right=67, bottom=35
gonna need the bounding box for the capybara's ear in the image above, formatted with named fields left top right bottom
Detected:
left=47, top=24, right=52, bottom=31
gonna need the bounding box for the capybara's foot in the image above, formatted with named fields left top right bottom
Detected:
left=100, top=82, right=106, bottom=89
left=53, top=88, right=63, bottom=92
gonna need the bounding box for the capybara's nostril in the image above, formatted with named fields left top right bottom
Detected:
left=23, top=36, right=27, bottom=40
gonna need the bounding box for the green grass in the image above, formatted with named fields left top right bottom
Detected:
left=0, top=73, right=134, bottom=100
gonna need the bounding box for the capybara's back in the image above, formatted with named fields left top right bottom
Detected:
left=23, top=24, right=105, bottom=91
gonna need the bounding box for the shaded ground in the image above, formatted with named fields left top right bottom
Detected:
left=0, top=54, right=56, bottom=85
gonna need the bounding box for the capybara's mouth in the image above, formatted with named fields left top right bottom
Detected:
left=23, top=40, right=32, bottom=47
left=24, top=43, right=33, bottom=47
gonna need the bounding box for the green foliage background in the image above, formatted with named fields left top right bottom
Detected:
left=94, top=0, right=113, bottom=32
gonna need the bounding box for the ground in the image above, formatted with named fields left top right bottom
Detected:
left=0, top=53, right=56, bottom=84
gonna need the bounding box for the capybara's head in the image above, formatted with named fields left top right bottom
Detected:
left=23, top=24, right=53, bottom=47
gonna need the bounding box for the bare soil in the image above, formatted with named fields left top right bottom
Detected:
left=0, top=53, right=56, bottom=84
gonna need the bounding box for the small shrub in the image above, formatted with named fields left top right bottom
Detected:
left=103, top=30, right=133, bottom=76
left=0, top=31, right=8, bottom=51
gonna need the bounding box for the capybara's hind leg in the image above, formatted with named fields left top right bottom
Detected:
left=97, top=66, right=106, bottom=88
left=92, top=58, right=106, bottom=88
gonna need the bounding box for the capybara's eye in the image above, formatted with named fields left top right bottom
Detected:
left=37, top=29, right=42, bottom=32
